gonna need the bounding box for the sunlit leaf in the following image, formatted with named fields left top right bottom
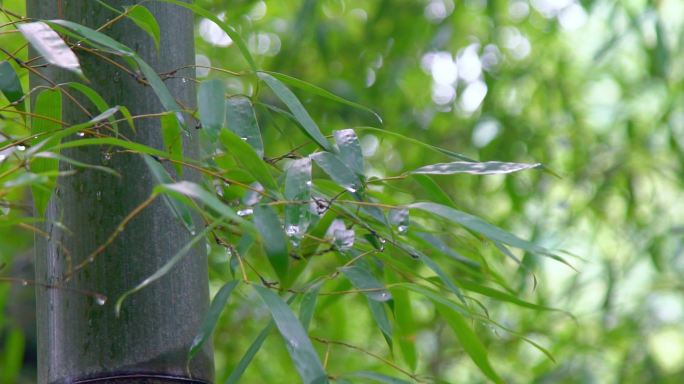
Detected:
left=412, top=161, right=541, bottom=175
left=18, top=22, right=83, bottom=77
left=253, top=285, right=328, bottom=384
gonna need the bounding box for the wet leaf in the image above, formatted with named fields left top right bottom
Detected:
left=310, top=152, right=361, bottom=193
left=333, top=129, right=364, bottom=176
left=284, top=158, right=313, bottom=244
left=160, top=112, right=183, bottom=175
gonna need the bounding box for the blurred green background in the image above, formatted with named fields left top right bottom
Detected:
left=2, top=0, right=684, bottom=382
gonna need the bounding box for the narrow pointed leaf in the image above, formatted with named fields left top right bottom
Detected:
left=198, top=79, right=226, bottom=138
left=435, top=302, right=503, bottom=384
left=225, top=322, right=274, bottom=384
left=356, top=126, right=475, bottom=161
left=343, top=371, right=411, bottom=384
left=257, top=72, right=332, bottom=151
left=254, top=285, right=328, bottom=384
left=299, top=282, right=322, bottom=331
left=116, top=219, right=223, bottom=316
left=142, top=155, right=194, bottom=234
left=30, top=89, right=62, bottom=216
left=18, top=22, right=83, bottom=77
left=225, top=96, right=264, bottom=157
left=310, top=152, right=361, bottom=193
left=412, top=161, right=541, bottom=175
left=399, top=244, right=464, bottom=302
left=263, top=71, right=382, bottom=124
left=333, top=129, right=364, bottom=176
left=411, top=202, right=571, bottom=266
left=253, top=205, right=289, bottom=282
left=123, top=5, right=161, bottom=50
left=368, top=299, right=393, bottom=346
left=0, top=61, right=24, bottom=110
left=160, top=112, right=184, bottom=175
left=188, top=280, right=239, bottom=360
left=390, top=286, right=417, bottom=371
left=284, top=158, right=313, bottom=243
left=220, top=129, right=277, bottom=191
left=340, top=265, right=391, bottom=302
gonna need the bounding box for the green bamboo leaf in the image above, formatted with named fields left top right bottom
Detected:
left=340, top=265, right=391, bottom=302
left=284, top=158, right=313, bottom=244
left=299, top=282, right=322, bottom=331
left=142, top=155, right=195, bottom=234
left=115, top=219, right=223, bottom=316
left=30, top=89, right=62, bottom=216
left=257, top=72, right=332, bottom=151
left=154, top=181, right=252, bottom=232
left=33, top=152, right=119, bottom=177
left=398, top=244, right=464, bottom=302
left=356, top=126, right=475, bottom=162
left=0, top=327, right=24, bottom=384
left=225, top=294, right=298, bottom=384
left=253, top=285, right=328, bottom=384
left=415, top=232, right=480, bottom=269
left=411, top=202, right=572, bottom=267
left=188, top=280, right=239, bottom=360
left=368, top=299, right=393, bottom=347
left=18, top=22, right=83, bottom=77
left=333, top=129, right=364, bottom=176
left=198, top=79, right=226, bottom=138
left=342, top=371, right=411, bottom=384
left=435, top=302, right=503, bottom=384
left=310, top=152, right=361, bottom=193
left=253, top=205, right=289, bottom=282
left=65, top=82, right=109, bottom=112
left=157, top=0, right=257, bottom=71
left=412, top=161, right=541, bottom=175
left=50, top=20, right=183, bottom=123
left=262, top=71, right=382, bottom=124
left=160, top=112, right=183, bottom=175
left=220, top=129, right=277, bottom=191
left=225, top=322, right=274, bottom=384
left=390, top=286, right=417, bottom=371
left=225, top=96, right=264, bottom=157
left=411, top=174, right=456, bottom=207
left=123, top=4, right=161, bottom=50
left=0, top=61, right=24, bottom=110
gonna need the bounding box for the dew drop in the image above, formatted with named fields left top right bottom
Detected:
left=397, top=225, right=408, bottom=234
left=95, top=295, right=107, bottom=306
left=16, top=145, right=26, bottom=151
left=0, top=154, right=6, bottom=162
left=20, top=280, right=29, bottom=286
left=96, top=191, right=102, bottom=201
left=379, top=238, right=387, bottom=244
left=76, top=132, right=85, bottom=137
left=241, top=137, right=248, bottom=141
left=305, top=180, right=312, bottom=187
left=182, top=78, right=188, bottom=83
left=285, top=224, right=299, bottom=237
left=346, top=186, right=357, bottom=193
left=237, top=208, right=254, bottom=217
